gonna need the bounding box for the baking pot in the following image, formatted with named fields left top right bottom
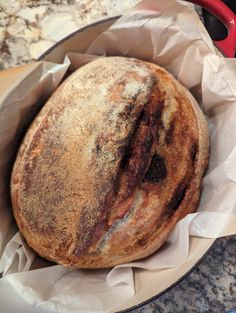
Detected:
left=36, top=1, right=236, bottom=311
left=0, top=1, right=234, bottom=312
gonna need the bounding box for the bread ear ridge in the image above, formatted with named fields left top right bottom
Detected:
left=107, top=78, right=209, bottom=265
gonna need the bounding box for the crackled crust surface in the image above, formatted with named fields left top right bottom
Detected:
left=11, top=57, right=209, bottom=268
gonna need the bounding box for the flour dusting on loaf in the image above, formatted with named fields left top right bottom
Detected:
left=11, top=57, right=209, bottom=268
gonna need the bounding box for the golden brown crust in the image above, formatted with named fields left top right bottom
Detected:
left=11, top=57, right=209, bottom=268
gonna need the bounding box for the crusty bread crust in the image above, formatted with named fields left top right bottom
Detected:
left=11, top=57, right=209, bottom=268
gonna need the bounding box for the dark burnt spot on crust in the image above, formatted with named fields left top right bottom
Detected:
left=114, top=136, right=133, bottom=161
left=165, top=118, right=175, bottom=145
left=144, top=153, right=167, bottom=183
left=124, top=131, right=154, bottom=194
left=120, top=148, right=132, bottom=170
left=96, top=144, right=101, bottom=154
left=166, top=181, right=188, bottom=213
left=118, top=103, right=154, bottom=175
left=143, top=132, right=153, bottom=151
left=137, top=108, right=146, bottom=123
left=150, top=100, right=164, bottom=122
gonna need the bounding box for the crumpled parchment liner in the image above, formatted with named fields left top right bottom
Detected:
left=0, top=0, right=236, bottom=312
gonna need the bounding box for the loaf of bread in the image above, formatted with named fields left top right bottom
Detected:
left=11, top=57, right=209, bottom=268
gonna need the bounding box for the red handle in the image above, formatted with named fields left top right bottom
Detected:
left=188, top=0, right=236, bottom=57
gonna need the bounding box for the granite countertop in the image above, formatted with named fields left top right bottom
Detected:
left=0, top=0, right=139, bottom=69
left=0, top=1, right=235, bottom=312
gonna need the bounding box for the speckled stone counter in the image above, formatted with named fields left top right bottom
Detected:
left=0, top=1, right=235, bottom=312
left=0, top=0, right=139, bottom=69
left=133, top=237, right=236, bottom=313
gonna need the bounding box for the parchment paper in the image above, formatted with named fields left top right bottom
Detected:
left=0, top=0, right=236, bottom=312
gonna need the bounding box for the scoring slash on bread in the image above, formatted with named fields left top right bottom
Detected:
left=11, top=57, right=209, bottom=268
